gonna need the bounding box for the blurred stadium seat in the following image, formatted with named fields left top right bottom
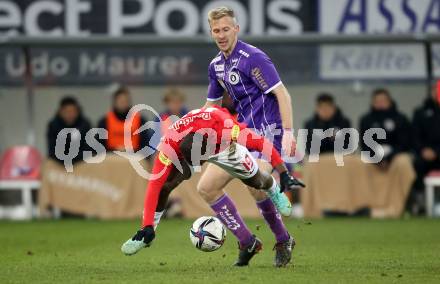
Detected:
left=0, top=146, right=42, bottom=180
left=0, top=146, right=42, bottom=220
left=424, top=170, right=440, bottom=217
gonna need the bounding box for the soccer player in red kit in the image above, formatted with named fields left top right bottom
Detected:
left=121, top=106, right=304, bottom=266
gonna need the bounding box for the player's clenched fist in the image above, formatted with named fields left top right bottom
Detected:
left=280, top=172, right=305, bottom=193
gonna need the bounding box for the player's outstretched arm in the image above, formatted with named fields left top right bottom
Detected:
left=121, top=154, right=173, bottom=255
left=271, top=84, right=297, bottom=157
left=271, top=84, right=293, bottom=129
left=236, top=128, right=305, bottom=192
left=236, top=128, right=284, bottom=171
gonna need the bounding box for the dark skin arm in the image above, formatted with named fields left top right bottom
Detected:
left=156, top=160, right=192, bottom=211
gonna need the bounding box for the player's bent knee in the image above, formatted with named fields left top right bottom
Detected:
left=197, top=182, right=223, bottom=204
left=197, top=184, right=212, bottom=201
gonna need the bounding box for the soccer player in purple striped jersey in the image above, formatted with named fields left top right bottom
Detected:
left=197, top=6, right=301, bottom=267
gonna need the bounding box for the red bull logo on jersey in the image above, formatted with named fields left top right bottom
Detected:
left=169, top=112, right=212, bottom=131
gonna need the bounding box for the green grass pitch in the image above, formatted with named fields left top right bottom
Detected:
left=1, top=218, right=439, bottom=283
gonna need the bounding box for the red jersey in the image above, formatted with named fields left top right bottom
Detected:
left=142, top=106, right=283, bottom=227
left=159, top=106, right=243, bottom=159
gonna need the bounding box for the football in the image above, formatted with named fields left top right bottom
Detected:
left=189, top=216, right=226, bottom=252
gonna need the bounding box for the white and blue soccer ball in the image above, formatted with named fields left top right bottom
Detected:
left=190, top=216, right=226, bottom=252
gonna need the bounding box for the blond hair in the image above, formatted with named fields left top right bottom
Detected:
left=163, top=87, right=185, bottom=103
left=207, top=6, right=237, bottom=25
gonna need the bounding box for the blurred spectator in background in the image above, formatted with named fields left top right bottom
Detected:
left=98, top=86, right=152, bottom=156
left=151, top=87, right=188, bottom=150
left=360, top=88, right=412, bottom=166
left=151, top=87, right=188, bottom=218
left=157, top=87, right=188, bottom=132
left=359, top=88, right=415, bottom=217
left=304, top=93, right=351, bottom=155
left=47, top=96, right=91, bottom=165
left=409, top=84, right=440, bottom=214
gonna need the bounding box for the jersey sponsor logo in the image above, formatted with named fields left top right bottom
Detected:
left=251, top=67, right=269, bottom=90
left=169, top=111, right=212, bottom=130
left=238, top=50, right=250, bottom=58
left=158, top=151, right=172, bottom=166
left=214, top=64, right=224, bottom=72
left=228, top=71, right=240, bottom=85
left=231, top=125, right=240, bottom=141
